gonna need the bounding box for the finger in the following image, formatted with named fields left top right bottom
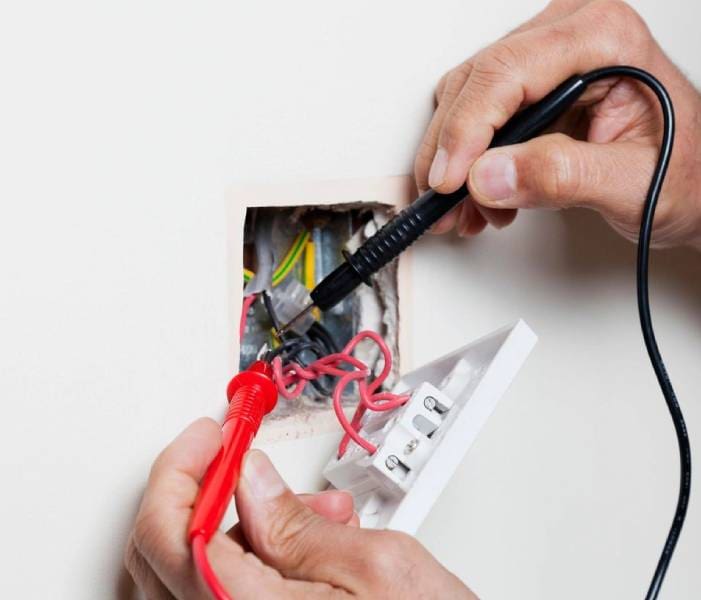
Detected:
left=132, top=420, right=333, bottom=600
left=226, top=490, right=357, bottom=546
left=428, top=0, right=653, bottom=193
left=472, top=203, right=517, bottom=231
left=468, top=133, right=656, bottom=217
left=202, top=532, right=325, bottom=600
left=235, top=450, right=372, bottom=592
left=415, top=62, right=473, bottom=193
left=429, top=204, right=461, bottom=234
left=131, top=418, right=223, bottom=598
left=296, top=490, right=356, bottom=522
left=457, top=200, right=487, bottom=237
left=417, top=0, right=590, bottom=196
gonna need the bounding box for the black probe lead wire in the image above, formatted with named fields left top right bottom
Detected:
left=580, top=66, right=690, bottom=600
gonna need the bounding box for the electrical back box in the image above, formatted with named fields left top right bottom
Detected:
left=228, top=176, right=415, bottom=443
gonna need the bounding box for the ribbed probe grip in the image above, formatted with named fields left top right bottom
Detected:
left=310, top=75, right=587, bottom=312
left=225, top=384, right=267, bottom=429
left=351, top=75, right=588, bottom=278
left=348, top=187, right=466, bottom=278
left=188, top=361, right=277, bottom=543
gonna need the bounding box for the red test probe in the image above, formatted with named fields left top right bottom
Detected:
left=188, top=360, right=278, bottom=600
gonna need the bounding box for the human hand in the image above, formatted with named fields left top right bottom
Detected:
left=125, top=418, right=477, bottom=599
left=415, top=0, right=701, bottom=248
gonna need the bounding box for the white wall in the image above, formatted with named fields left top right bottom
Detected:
left=1, top=1, right=700, bottom=598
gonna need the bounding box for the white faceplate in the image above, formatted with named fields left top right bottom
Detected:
left=323, top=320, right=537, bottom=534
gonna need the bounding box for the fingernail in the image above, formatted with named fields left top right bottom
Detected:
left=471, top=152, right=516, bottom=204
left=428, top=147, right=449, bottom=188
left=243, top=450, right=287, bottom=501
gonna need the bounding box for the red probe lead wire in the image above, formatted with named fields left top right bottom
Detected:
left=192, top=535, right=232, bottom=600
left=190, top=293, right=275, bottom=600
left=239, top=293, right=258, bottom=338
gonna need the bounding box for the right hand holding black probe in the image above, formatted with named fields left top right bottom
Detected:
left=278, top=74, right=589, bottom=335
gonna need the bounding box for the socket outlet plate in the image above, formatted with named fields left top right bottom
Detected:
left=323, top=320, right=537, bottom=534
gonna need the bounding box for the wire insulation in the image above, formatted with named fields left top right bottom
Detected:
left=243, top=230, right=310, bottom=286
left=271, top=330, right=409, bottom=456
left=239, top=294, right=258, bottom=340
left=192, top=535, right=233, bottom=600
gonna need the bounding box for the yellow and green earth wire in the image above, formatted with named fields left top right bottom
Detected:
left=243, top=230, right=310, bottom=287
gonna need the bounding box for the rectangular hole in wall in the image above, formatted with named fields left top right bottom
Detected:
left=239, top=203, right=402, bottom=428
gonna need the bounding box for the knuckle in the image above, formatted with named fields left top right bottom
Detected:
left=439, top=63, right=472, bottom=101
left=588, top=0, right=650, bottom=57
left=537, top=135, right=580, bottom=202
left=465, top=48, right=524, bottom=122
left=264, top=503, right=319, bottom=560
left=364, top=531, right=419, bottom=578
left=123, top=533, right=141, bottom=577
left=132, top=509, right=168, bottom=561
left=441, top=113, right=470, bottom=147
left=476, top=42, right=522, bottom=81
left=415, top=136, right=437, bottom=166
left=596, top=0, right=641, bottom=26
left=125, top=525, right=163, bottom=591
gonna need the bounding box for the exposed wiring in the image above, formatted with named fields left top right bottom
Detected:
left=273, top=230, right=310, bottom=286
left=270, top=330, right=409, bottom=456
left=262, top=291, right=339, bottom=396
left=192, top=535, right=232, bottom=600
left=243, top=230, right=310, bottom=286
left=578, top=66, right=689, bottom=600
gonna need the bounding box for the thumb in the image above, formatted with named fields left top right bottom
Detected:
left=235, top=450, right=365, bottom=591
left=468, top=133, right=655, bottom=213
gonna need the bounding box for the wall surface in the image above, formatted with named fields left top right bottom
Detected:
left=1, top=1, right=700, bottom=598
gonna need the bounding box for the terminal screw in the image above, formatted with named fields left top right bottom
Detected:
left=385, top=455, right=400, bottom=471
left=404, top=439, right=419, bottom=454
left=424, top=396, right=437, bottom=411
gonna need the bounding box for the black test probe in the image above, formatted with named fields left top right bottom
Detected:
left=278, top=72, right=589, bottom=332
left=278, top=66, right=690, bottom=600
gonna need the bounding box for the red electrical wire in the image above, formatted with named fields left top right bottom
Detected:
left=192, top=535, right=232, bottom=600
left=239, top=293, right=257, bottom=339
left=271, top=329, right=409, bottom=457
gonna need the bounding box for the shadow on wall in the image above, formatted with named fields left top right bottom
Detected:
left=559, top=208, right=701, bottom=330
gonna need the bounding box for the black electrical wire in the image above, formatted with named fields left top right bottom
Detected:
left=261, top=290, right=341, bottom=396
left=579, top=67, right=690, bottom=600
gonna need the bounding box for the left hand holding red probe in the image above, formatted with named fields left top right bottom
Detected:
left=124, top=418, right=477, bottom=600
